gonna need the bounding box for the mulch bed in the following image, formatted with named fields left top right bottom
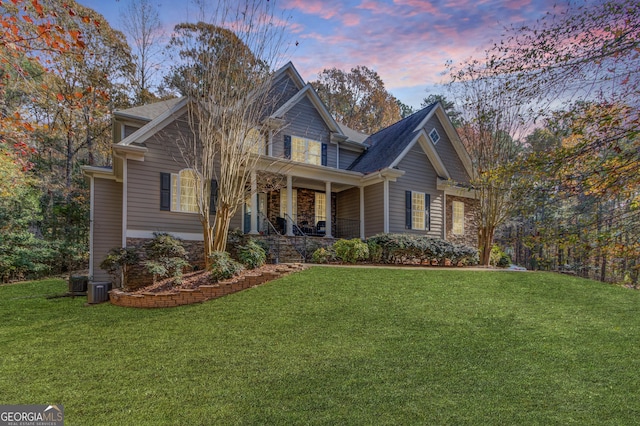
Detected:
left=129, top=264, right=283, bottom=295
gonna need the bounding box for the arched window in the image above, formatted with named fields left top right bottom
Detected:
left=171, top=169, right=200, bottom=213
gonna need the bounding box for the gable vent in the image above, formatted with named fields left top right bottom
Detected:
left=429, top=128, right=440, bottom=145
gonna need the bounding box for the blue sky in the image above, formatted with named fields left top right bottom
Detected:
left=79, top=0, right=558, bottom=108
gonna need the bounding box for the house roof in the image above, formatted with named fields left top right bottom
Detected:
left=114, top=97, right=184, bottom=122
left=337, top=122, right=369, bottom=144
left=348, top=103, right=437, bottom=173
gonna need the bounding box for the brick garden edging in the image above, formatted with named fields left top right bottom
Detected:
left=109, top=263, right=306, bottom=308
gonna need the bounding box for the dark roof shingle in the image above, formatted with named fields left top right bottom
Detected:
left=347, top=103, right=436, bottom=173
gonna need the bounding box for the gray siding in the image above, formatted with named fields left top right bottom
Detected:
left=425, top=116, right=470, bottom=184
left=336, top=187, right=360, bottom=221
left=92, top=178, right=122, bottom=282
left=270, top=74, right=301, bottom=114
left=126, top=113, right=205, bottom=235
left=389, top=145, right=444, bottom=238
left=273, top=97, right=336, bottom=167
left=364, top=183, right=384, bottom=237
left=339, top=148, right=361, bottom=170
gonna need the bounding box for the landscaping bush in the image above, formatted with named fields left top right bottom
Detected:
left=367, top=240, right=383, bottom=263
left=333, top=239, right=369, bottom=264
left=366, top=233, right=478, bottom=266
left=311, top=247, right=335, bottom=264
left=490, top=244, right=511, bottom=268
left=208, top=251, right=244, bottom=282
left=237, top=239, right=267, bottom=269
left=99, top=247, right=140, bottom=288
left=143, top=232, right=191, bottom=284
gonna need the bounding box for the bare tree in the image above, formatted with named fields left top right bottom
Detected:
left=120, top=0, right=165, bottom=104
left=450, top=60, right=529, bottom=266
left=166, top=0, right=288, bottom=264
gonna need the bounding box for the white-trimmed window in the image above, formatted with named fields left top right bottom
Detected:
left=314, top=192, right=326, bottom=223
left=406, top=191, right=430, bottom=231
left=292, top=136, right=322, bottom=165
left=171, top=169, right=200, bottom=213
left=452, top=200, right=464, bottom=235
left=429, top=128, right=440, bottom=145
left=280, top=188, right=298, bottom=220
left=412, top=192, right=427, bottom=230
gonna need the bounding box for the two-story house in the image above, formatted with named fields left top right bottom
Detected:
left=83, top=62, right=477, bottom=283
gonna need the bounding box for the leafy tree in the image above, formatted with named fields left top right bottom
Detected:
left=396, top=99, right=414, bottom=118
left=421, top=94, right=461, bottom=127
left=489, top=0, right=639, bottom=201
left=165, top=0, right=288, bottom=263
left=312, top=66, right=401, bottom=134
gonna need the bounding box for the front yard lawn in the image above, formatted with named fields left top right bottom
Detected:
left=1, top=268, right=639, bottom=425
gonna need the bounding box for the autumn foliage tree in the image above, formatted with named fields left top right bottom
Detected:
left=1, top=0, right=134, bottom=278
left=474, top=0, right=640, bottom=282
left=312, top=66, right=401, bottom=134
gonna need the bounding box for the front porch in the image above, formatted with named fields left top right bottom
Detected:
left=243, top=170, right=364, bottom=240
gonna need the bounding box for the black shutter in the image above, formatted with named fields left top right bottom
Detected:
left=160, top=172, right=171, bottom=211
left=210, top=179, right=218, bottom=214
left=405, top=191, right=412, bottom=229
left=426, top=194, right=431, bottom=231
left=284, top=135, right=291, bottom=159
left=321, top=143, right=328, bottom=166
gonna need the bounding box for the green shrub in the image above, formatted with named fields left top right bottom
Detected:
left=311, top=247, right=335, bottom=264
left=237, top=239, right=267, bottom=269
left=208, top=251, right=244, bottom=283
left=99, top=247, right=140, bottom=288
left=367, top=240, right=383, bottom=263
left=333, top=239, right=369, bottom=264
left=143, top=232, right=190, bottom=284
left=490, top=244, right=511, bottom=268
left=366, top=234, right=478, bottom=266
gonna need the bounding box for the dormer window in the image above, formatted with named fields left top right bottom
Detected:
left=429, top=128, right=440, bottom=145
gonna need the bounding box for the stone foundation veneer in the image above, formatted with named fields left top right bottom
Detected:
left=109, top=263, right=306, bottom=308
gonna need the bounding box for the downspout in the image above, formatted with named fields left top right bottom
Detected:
left=383, top=178, right=389, bottom=233
left=88, top=175, right=95, bottom=280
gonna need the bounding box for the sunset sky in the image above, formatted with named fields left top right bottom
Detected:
left=80, top=0, right=559, bottom=108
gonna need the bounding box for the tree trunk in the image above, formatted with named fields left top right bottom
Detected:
left=200, top=214, right=214, bottom=269
left=478, top=225, right=495, bottom=266
left=212, top=205, right=232, bottom=254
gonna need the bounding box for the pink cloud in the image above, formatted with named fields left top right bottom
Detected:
left=283, top=0, right=341, bottom=19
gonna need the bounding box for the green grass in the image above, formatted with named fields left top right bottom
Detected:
left=1, top=269, right=639, bottom=425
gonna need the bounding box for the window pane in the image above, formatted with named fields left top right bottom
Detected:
left=412, top=192, right=425, bottom=230
left=171, top=174, right=178, bottom=211
left=315, top=192, right=326, bottom=223
left=453, top=201, right=464, bottom=235
left=180, top=170, right=199, bottom=213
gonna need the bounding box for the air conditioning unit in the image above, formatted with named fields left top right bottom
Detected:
left=69, top=275, right=88, bottom=294
left=87, top=282, right=112, bottom=304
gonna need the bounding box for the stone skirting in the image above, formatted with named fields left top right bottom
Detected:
left=109, top=263, right=306, bottom=308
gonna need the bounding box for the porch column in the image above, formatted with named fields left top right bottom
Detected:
left=249, top=171, right=258, bottom=234
left=286, top=175, right=293, bottom=236
left=325, top=181, right=333, bottom=238
left=360, top=186, right=365, bottom=239
left=383, top=179, right=389, bottom=233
